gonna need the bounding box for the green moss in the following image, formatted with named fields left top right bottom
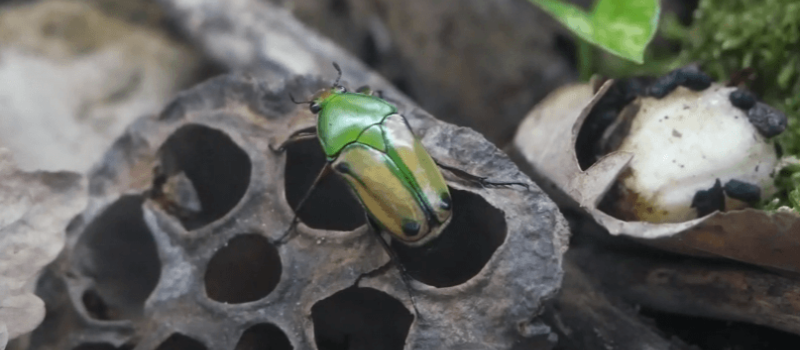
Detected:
left=677, top=0, right=800, bottom=212
left=763, top=162, right=800, bottom=210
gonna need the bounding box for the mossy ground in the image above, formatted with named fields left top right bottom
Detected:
left=680, top=0, right=800, bottom=212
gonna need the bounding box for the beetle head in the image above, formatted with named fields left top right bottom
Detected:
left=292, top=63, right=348, bottom=114
left=308, top=85, right=346, bottom=113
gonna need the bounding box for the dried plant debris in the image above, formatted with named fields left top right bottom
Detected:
left=0, top=0, right=204, bottom=172
left=29, top=74, right=567, bottom=350
left=0, top=148, right=86, bottom=346
left=512, top=66, right=800, bottom=273
left=544, top=257, right=697, bottom=350
left=569, top=241, right=800, bottom=337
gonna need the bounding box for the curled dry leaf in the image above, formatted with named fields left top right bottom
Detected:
left=0, top=148, right=86, bottom=344
left=511, top=81, right=800, bottom=273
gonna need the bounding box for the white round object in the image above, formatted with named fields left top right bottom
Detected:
left=616, top=84, right=778, bottom=223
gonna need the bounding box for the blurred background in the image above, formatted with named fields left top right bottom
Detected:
left=3, top=0, right=800, bottom=349
left=0, top=0, right=700, bottom=172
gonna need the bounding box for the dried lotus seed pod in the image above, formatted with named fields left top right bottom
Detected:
left=29, top=74, right=568, bottom=350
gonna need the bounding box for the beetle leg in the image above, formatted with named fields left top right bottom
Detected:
left=354, top=215, right=422, bottom=318
left=355, top=85, right=384, bottom=98
left=269, top=126, right=318, bottom=153
left=275, top=163, right=332, bottom=245
left=434, top=160, right=529, bottom=189
left=352, top=256, right=422, bottom=317
left=353, top=257, right=395, bottom=285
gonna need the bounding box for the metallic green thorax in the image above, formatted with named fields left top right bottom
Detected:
left=316, top=92, right=397, bottom=158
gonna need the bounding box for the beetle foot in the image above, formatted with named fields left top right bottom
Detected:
left=475, top=178, right=530, bottom=189
left=268, top=143, right=287, bottom=153
left=354, top=259, right=421, bottom=319
left=356, top=85, right=384, bottom=98
left=270, top=127, right=318, bottom=154
left=435, top=161, right=529, bottom=189
left=274, top=217, right=300, bottom=246
left=353, top=260, right=395, bottom=286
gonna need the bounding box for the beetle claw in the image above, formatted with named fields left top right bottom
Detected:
left=434, top=160, right=530, bottom=190
left=365, top=218, right=422, bottom=319
left=271, top=127, right=319, bottom=154
left=353, top=258, right=422, bottom=318
left=356, top=85, right=385, bottom=98
left=356, top=85, right=371, bottom=94
left=288, top=93, right=312, bottom=105
left=476, top=178, right=530, bottom=190
left=274, top=216, right=300, bottom=246
left=268, top=143, right=285, bottom=153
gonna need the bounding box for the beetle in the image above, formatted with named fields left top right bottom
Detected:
left=278, top=79, right=451, bottom=248
left=273, top=63, right=525, bottom=250
left=271, top=63, right=527, bottom=314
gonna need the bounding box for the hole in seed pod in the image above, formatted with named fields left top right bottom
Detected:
left=393, top=188, right=506, bottom=287
left=155, top=334, right=207, bottom=350
left=74, top=196, right=161, bottom=321
left=284, top=138, right=365, bottom=231
left=73, top=343, right=134, bottom=350
left=157, top=124, right=252, bottom=230
left=311, top=286, right=412, bottom=350
left=205, top=234, right=281, bottom=303
left=234, top=323, right=293, bottom=350
left=29, top=269, right=71, bottom=348
left=81, top=289, right=116, bottom=320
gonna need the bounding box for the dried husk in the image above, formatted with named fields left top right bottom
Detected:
left=511, top=81, right=800, bottom=273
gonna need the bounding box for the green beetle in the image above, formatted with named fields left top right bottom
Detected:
left=274, top=63, right=524, bottom=248
left=273, top=63, right=526, bottom=313
left=310, top=84, right=450, bottom=247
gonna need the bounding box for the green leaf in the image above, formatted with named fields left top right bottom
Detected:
left=530, top=0, right=594, bottom=40
left=592, top=0, right=661, bottom=63
left=529, top=0, right=660, bottom=63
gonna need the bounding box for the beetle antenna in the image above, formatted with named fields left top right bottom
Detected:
left=289, top=93, right=312, bottom=105
left=332, top=62, right=343, bottom=87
